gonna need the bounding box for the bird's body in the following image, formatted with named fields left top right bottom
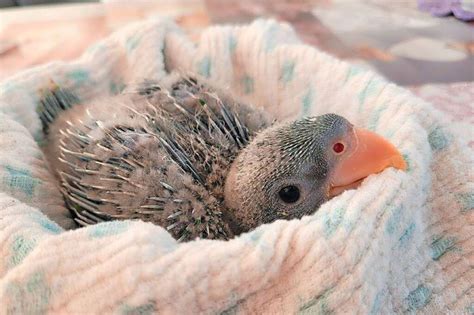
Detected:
left=40, top=74, right=406, bottom=242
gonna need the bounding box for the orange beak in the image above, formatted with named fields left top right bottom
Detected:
left=329, top=128, right=407, bottom=197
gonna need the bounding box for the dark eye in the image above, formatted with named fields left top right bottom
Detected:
left=278, top=185, right=300, bottom=203
left=332, top=142, right=345, bottom=154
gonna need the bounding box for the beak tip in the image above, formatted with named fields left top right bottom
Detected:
left=391, top=154, right=407, bottom=171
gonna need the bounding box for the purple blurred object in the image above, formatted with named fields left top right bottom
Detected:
left=418, top=0, right=474, bottom=21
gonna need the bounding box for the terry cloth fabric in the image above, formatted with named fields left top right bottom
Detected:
left=0, top=18, right=472, bottom=314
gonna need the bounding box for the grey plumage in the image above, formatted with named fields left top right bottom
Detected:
left=42, top=76, right=271, bottom=241
left=39, top=74, right=403, bottom=242
left=223, top=115, right=350, bottom=232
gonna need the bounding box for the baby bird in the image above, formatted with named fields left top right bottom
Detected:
left=39, top=75, right=406, bottom=242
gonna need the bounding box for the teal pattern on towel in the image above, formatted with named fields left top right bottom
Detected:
left=458, top=192, right=473, bottom=212
left=9, top=235, right=37, bottom=268
left=301, top=87, right=314, bottom=117
left=280, top=60, right=296, bottom=83
left=121, top=300, right=156, bottom=315
left=6, top=271, right=51, bottom=314
left=323, top=207, right=346, bottom=238
left=241, top=75, right=254, bottom=94
left=67, top=69, right=90, bottom=87
left=197, top=56, right=212, bottom=78
left=431, top=235, right=457, bottom=261
left=428, top=127, right=450, bottom=151
left=89, top=221, right=130, bottom=238
left=3, top=165, right=41, bottom=197
left=406, top=285, right=432, bottom=311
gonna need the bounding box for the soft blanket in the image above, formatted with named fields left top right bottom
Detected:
left=0, top=19, right=472, bottom=314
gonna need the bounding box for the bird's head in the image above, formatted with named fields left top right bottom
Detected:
left=224, top=113, right=406, bottom=234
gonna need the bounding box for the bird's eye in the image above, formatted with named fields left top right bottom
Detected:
left=332, top=142, right=345, bottom=154
left=278, top=185, right=300, bottom=203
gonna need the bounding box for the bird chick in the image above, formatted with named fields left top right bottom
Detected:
left=39, top=75, right=406, bottom=241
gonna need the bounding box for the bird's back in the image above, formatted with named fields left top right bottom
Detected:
left=40, top=75, right=271, bottom=241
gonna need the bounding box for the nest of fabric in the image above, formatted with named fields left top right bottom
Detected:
left=0, top=19, right=472, bottom=314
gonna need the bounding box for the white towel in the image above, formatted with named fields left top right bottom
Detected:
left=0, top=18, right=472, bottom=314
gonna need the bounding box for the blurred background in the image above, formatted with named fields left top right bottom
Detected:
left=0, top=0, right=473, bottom=143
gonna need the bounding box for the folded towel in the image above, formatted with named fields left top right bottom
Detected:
left=0, top=18, right=472, bottom=314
